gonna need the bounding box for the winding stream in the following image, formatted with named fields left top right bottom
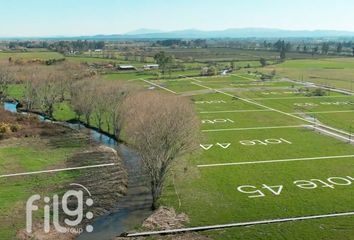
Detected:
left=3, top=102, right=152, bottom=240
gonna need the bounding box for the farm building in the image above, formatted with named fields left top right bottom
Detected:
left=221, top=69, right=232, bottom=75
left=118, top=65, right=136, bottom=71
left=144, top=64, right=159, bottom=70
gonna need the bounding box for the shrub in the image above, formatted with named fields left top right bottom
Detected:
left=304, top=88, right=328, bottom=97
left=0, top=123, right=11, bottom=133
left=0, top=122, right=21, bottom=133
left=10, top=124, right=21, bottom=132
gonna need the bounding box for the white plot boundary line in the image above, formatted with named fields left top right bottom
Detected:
left=0, top=163, right=116, bottom=178
left=141, top=79, right=177, bottom=94
left=288, top=79, right=354, bottom=96
left=199, top=109, right=271, bottom=114
left=293, top=110, right=354, bottom=114
left=179, top=75, right=202, bottom=83
left=200, top=109, right=354, bottom=115
left=125, top=211, right=354, bottom=237
left=191, top=82, right=352, bottom=137
left=251, top=95, right=353, bottom=100
left=197, top=154, right=354, bottom=168
left=202, top=125, right=309, bottom=132
left=231, top=73, right=257, bottom=81
left=191, top=82, right=316, bottom=124
left=312, top=121, right=352, bottom=137
left=309, top=125, right=353, bottom=143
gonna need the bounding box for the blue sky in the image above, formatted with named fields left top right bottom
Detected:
left=0, top=0, right=353, bottom=37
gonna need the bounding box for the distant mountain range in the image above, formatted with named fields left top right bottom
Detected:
left=124, top=28, right=163, bottom=35
left=3, top=28, right=354, bottom=40
left=119, top=28, right=354, bottom=39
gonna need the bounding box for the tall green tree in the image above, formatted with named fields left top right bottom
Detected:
left=273, top=40, right=283, bottom=52
left=274, top=40, right=290, bottom=60
left=207, top=66, right=217, bottom=76
left=312, top=46, right=319, bottom=56
left=321, top=43, right=330, bottom=55
left=260, top=58, right=267, bottom=67
left=230, top=61, right=235, bottom=70
left=154, top=51, right=174, bottom=78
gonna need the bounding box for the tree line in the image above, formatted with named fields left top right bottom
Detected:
left=0, top=62, right=199, bottom=210
left=154, top=39, right=207, bottom=48
left=69, top=78, right=199, bottom=210
left=271, top=40, right=354, bottom=57
left=5, top=40, right=105, bottom=54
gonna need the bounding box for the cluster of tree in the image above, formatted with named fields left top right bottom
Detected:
left=155, top=39, right=207, bottom=48
left=200, top=66, right=218, bottom=76
left=70, top=79, right=138, bottom=137
left=294, top=41, right=354, bottom=56
left=274, top=40, right=291, bottom=60
left=200, top=61, right=244, bottom=76
left=265, top=39, right=354, bottom=56
left=7, top=41, right=49, bottom=49
left=303, top=88, right=328, bottom=97
left=4, top=40, right=105, bottom=53
left=13, top=62, right=92, bottom=117
left=68, top=80, right=200, bottom=209
left=123, top=50, right=148, bottom=62
left=8, top=57, right=66, bottom=66
left=153, top=51, right=175, bottom=77
left=48, top=40, right=105, bottom=53
left=320, top=41, right=352, bottom=54
left=2, top=57, right=201, bottom=210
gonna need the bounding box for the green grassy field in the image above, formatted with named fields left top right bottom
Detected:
left=235, top=88, right=344, bottom=99
left=261, top=58, right=354, bottom=91
left=0, top=171, right=79, bottom=239
left=3, top=53, right=354, bottom=239
left=199, top=111, right=302, bottom=130
left=7, top=84, right=25, bottom=99
left=141, top=70, right=354, bottom=239
left=0, top=51, right=64, bottom=60
left=192, top=93, right=263, bottom=112
left=162, top=157, right=354, bottom=240
left=103, top=72, right=156, bottom=81
left=0, top=137, right=84, bottom=239
left=66, top=56, right=148, bottom=67
left=255, top=95, right=354, bottom=113
left=315, top=112, right=354, bottom=133
left=154, top=47, right=323, bottom=62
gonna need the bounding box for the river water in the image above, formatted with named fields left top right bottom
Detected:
left=4, top=101, right=18, bottom=113
left=3, top=102, right=152, bottom=240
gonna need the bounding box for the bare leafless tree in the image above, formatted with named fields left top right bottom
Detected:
left=0, top=67, right=13, bottom=101
left=106, top=82, right=138, bottom=138
left=122, top=91, right=200, bottom=209
left=36, top=73, right=62, bottom=118
left=23, top=71, right=39, bottom=110
left=59, top=62, right=90, bottom=101
left=92, top=80, right=108, bottom=131
left=71, top=80, right=95, bottom=125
